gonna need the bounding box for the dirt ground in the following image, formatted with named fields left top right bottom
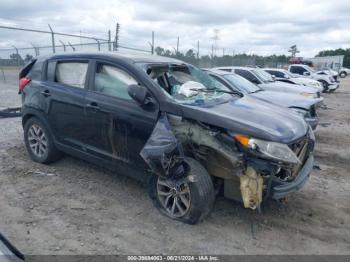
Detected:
left=0, top=67, right=349, bottom=255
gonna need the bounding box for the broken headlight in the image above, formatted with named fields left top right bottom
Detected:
left=234, top=135, right=301, bottom=165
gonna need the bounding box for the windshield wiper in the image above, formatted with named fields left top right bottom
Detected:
left=250, top=89, right=263, bottom=94
left=190, top=88, right=243, bottom=97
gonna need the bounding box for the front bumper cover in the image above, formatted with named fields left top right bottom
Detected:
left=328, top=83, right=339, bottom=91
left=271, top=155, right=314, bottom=200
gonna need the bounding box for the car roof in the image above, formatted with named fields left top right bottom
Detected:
left=264, top=68, right=286, bottom=72
left=214, top=66, right=255, bottom=71
left=38, top=52, right=184, bottom=64
left=204, top=68, right=231, bottom=76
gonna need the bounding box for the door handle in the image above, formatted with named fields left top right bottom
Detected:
left=41, top=90, right=51, bottom=97
left=86, top=102, right=100, bottom=111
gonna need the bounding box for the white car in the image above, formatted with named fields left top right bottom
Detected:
left=264, top=68, right=324, bottom=92
left=288, top=64, right=339, bottom=92
left=339, top=67, right=350, bottom=78
left=214, top=66, right=322, bottom=99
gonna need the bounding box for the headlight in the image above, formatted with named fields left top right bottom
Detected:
left=300, top=92, right=317, bottom=98
left=309, top=81, right=320, bottom=87
left=234, top=135, right=301, bottom=164
left=329, top=77, right=335, bottom=83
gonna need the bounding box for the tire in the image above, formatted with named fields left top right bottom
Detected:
left=319, top=80, right=329, bottom=93
left=339, top=71, right=347, bottom=78
left=24, top=117, right=61, bottom=164
left=149, top=157, right=215, bottom=224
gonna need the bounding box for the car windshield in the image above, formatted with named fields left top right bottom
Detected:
left=222, top=73, right=261, bottom=94
left=252, top=69, right=274, bottom=83
left=138, top=63, right=233, bottom=106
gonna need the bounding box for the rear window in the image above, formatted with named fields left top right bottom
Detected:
left=55, top=62, right=88, bottom=88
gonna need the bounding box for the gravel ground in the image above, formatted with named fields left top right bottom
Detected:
left=0, top=68, right=349, bottom=255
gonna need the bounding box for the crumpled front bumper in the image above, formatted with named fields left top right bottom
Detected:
left=271, top=155, right=314, bottom=200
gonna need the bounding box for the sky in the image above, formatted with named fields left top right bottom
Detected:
left=0, top=0, right=350, bottom=58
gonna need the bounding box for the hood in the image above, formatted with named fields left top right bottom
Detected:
left=259, top=81, right=318, bottom=94
left=179, top=95, right=308, bottom=144
left=251, top=90, right=322, bottom=109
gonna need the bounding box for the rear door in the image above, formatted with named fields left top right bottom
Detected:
left=43, top=59, right=90, bottom=149
left=84, top=59, right=159, bottom=171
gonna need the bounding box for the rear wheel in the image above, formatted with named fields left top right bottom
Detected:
left=149, top=157, right=215, bottom=224
left=24, top=117, right=61, bottom=164
left=339, top=71, right=347, bottom=78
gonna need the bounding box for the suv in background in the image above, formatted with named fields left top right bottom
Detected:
left=19, top=53, right=315, bottom=224
left=288, top=64, right=339, bottom=92
left=339, top=67, right=350, bottom=78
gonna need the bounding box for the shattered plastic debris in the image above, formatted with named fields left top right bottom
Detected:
left=140, top=113, right=186, bottom=178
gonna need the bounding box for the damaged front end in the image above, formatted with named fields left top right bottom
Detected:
left=141, top=111, right=315, bottom=211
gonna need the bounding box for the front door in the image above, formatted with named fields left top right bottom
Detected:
left=84, top=60, right=159, bottom=174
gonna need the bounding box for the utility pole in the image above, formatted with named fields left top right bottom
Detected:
left=48, top=24, right=55, bottom=53
left=232, top=50, right=235, bottom=66
left=211, top=45, right=214, bottom=67
left=197, top=40, right=199, bottom=60
left=151, top=31, right=154, bottom=55
left=108, top=30, right=111, bottom=51
left=11, top=45, right=19, bottom=67
left=114, top=23, right=120, bottom=51
left=176, top=36, right=179, bottom=54
left=223, top=48, right=225, bottom=56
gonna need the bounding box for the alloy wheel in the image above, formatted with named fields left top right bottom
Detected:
left=28, top=124, right=47, bottom=158
left=157, top=177, right=191, bottom=218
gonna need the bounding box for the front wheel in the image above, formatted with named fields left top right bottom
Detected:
left=319, top=80, right=329, bottom=93
left=149, top=157, right=215, bottom=224
left=339, top=71, right=347, bottom=78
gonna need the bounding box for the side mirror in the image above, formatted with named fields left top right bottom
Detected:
left=303, top=71, right=311, bottom=76
left=128, top=84, right=148, bottom=105
left=271, top=75, right=276, bottom=80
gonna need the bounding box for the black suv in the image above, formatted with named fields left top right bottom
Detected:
left=19, top=53, right=315, bottom=224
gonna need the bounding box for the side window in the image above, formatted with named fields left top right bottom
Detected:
left=267, top=70, right=284, bottom=78
left=94, top=63, right=137, bottom=100
left=55, top=62, right=88, bottom=88
left=235, top=69, right=260, bottom=84
left=290, top=66, right=306, bottom=75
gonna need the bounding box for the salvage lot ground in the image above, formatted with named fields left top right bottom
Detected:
left=0, top=67, right=349, bottom=255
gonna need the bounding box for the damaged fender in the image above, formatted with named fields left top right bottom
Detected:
left=140, top=113, right=187, bottom=178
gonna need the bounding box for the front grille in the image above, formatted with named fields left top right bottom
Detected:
left=334, top=76, right=338, bottom=82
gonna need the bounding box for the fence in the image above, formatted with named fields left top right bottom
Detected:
left=0, top=24, right=153, bottom=67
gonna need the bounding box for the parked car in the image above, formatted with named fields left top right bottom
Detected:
left=19, top=53, right=315, bottom=224
left=288, top=64, right=339, bottom=92
left=264, top=68, right=324, bottom=92
left=205, top=69, right=321, bottom=130
left=339, top=67, right=350, bottom=78
left=319, top=68, right=339, bottom=81
left=215, top=66, right=321, bottom=98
